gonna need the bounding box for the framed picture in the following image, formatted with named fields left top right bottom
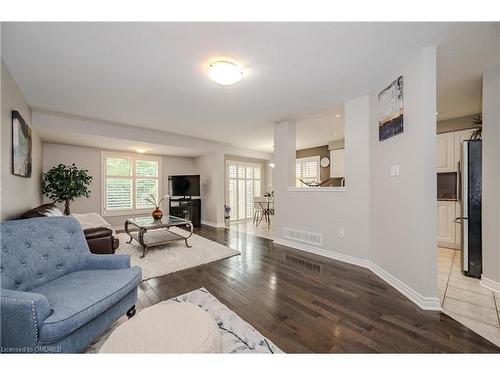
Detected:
left=12, top=110, right=32, bottom=177
left=378, top=76, right=404, bottom=142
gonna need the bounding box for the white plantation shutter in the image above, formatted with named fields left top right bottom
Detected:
left=106, top=179, right=132, bottom=209
left=296, top=156, right=320, bottom=187
left=226, top=160, right=261, bottom=221
left=136, top=179, right=158, bottom=209
left=102, top=152, right=161, bottom=215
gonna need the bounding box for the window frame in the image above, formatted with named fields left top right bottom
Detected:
left=225, top=159, right=262, bottom=222
left=101, top=151, right=163, bottom=217
left=295, top=155, right=321, bottom=187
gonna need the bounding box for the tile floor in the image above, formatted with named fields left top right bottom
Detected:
left=437, top=247, right=500, bottom=347
left=229, top=219, right=274, bottom=240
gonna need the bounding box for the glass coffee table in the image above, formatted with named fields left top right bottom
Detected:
left=124, top=215, right=193, bottom=258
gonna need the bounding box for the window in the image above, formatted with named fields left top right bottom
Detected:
left=226, top=160, right=261, bottom=221
left=296, top=156, right=320, bottom=187
left=101, top=152, right=162, bottom=216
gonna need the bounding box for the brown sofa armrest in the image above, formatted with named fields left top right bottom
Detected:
left=84, top=227, right=113, bottom=240
left=84, top=227, right=117, bottom=254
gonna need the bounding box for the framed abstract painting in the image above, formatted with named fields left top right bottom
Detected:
left=378, top=76, right=404, bottom=142
left=12, top=110, right=32, bottom=177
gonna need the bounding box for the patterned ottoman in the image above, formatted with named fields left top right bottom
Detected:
left=99, top=302, right=222, bottom=353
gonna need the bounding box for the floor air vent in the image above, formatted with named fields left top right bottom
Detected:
left=283, top=227, right=323, bottom=246
left=284, top=254, right=322, bottom=273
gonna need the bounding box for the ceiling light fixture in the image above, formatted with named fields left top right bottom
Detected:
left=135, top=148, right=147, bottom=154
left=208, top=61, right=244, bottom=85
left=335, top=114, right=341, bottom=118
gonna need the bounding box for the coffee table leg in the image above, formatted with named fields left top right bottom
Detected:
left=185, top=222, right=193, bottom=248
left=125, top=220, right=133, bottom=243
left=139, top=228, right=147, bottom=258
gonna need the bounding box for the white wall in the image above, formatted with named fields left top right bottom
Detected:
left=194, top=152, right=225, bottom=227
left=42, top=142, right=196, bottom=228
left=273, top=99, right=371, bottom=262
left=369, top=47, right=438, bottom=301
left=481, top=64, right=500, bottom=290
left=1, top=61, right=43, bottom=221
left=273, top=47, right=439, bottom=310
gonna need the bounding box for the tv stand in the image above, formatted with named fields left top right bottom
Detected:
left=169, top=197, right=201, bottom=227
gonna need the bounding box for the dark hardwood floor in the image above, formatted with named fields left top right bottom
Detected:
left=135, top=225, right=499, bottom=353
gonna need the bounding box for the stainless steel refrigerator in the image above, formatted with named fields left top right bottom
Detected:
left=455, top=139, right=482, bottom=278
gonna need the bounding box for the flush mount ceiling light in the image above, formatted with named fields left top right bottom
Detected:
left=208, top=61, right=244, bottom=85
left=135, top=148, right=147, bottom=154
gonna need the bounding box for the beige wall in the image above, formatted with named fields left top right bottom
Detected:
left=1, top=60, right=43, bottom=221
left=42, top=142, right=196, bottom=228
left=296, top=145, right=330, bottom=182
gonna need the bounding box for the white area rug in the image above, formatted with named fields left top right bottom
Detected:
left=86, top=288, right=282, bottom=353
left=116, top=227, right=240, bottom=280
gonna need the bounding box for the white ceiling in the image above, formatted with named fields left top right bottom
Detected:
left=2, top=22, right=499, bottom=154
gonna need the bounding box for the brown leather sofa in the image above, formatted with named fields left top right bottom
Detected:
left=19, top=204, right=119, bottom=254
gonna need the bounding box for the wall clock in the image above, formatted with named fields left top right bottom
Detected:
left=320, top=157, right=330, bottom=168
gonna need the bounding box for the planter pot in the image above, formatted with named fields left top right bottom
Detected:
left=224, top=218, right=231, bottom=227
left=152, top=207, right=163, bottom=220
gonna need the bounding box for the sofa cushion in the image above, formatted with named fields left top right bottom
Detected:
left=31, top=266, right=141, bottom=344
left=19, top=203, right=63, bottom=219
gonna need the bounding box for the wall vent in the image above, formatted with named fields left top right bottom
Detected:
left=283, top=227, right=323, bottom=247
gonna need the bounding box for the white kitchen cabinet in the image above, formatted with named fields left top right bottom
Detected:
left=437, top=200, right=458, bottom=248
left=436, top=129, right=474, bottom=249
left=330, top=149, right=345, bottom=178
left=436, top=132, right=455, bottom=172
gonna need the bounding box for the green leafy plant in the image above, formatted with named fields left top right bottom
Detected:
left=42, top=163, right=93, bottom=215
left=470, top=114, right=482, bottom=140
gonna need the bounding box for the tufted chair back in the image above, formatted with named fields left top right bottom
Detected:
left=0, top=216, right=90, bottom=291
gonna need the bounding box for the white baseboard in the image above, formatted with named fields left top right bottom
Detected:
left=480, top=276, right=500, bottom=293
left=369, top=263, right=441, bottom=310
left=274, top=237, right=442, bottom=311
left=201, top=220, right=226, bottom=228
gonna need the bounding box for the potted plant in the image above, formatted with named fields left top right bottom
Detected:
left=144, top=194, right=166, bottom=220
left=470, top=114, right=482, bottom=140
left=224, top=204, right=231, bottom=226
left=42, top=163, right=93, bottom=215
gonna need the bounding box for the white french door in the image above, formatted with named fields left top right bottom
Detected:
left=226, top=160, right=261, bottom=221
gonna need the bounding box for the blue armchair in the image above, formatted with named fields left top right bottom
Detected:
left=0, top=216, right=141, bottom=353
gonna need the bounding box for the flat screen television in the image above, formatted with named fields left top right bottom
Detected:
left=169, top=175, right=200, bottom=197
